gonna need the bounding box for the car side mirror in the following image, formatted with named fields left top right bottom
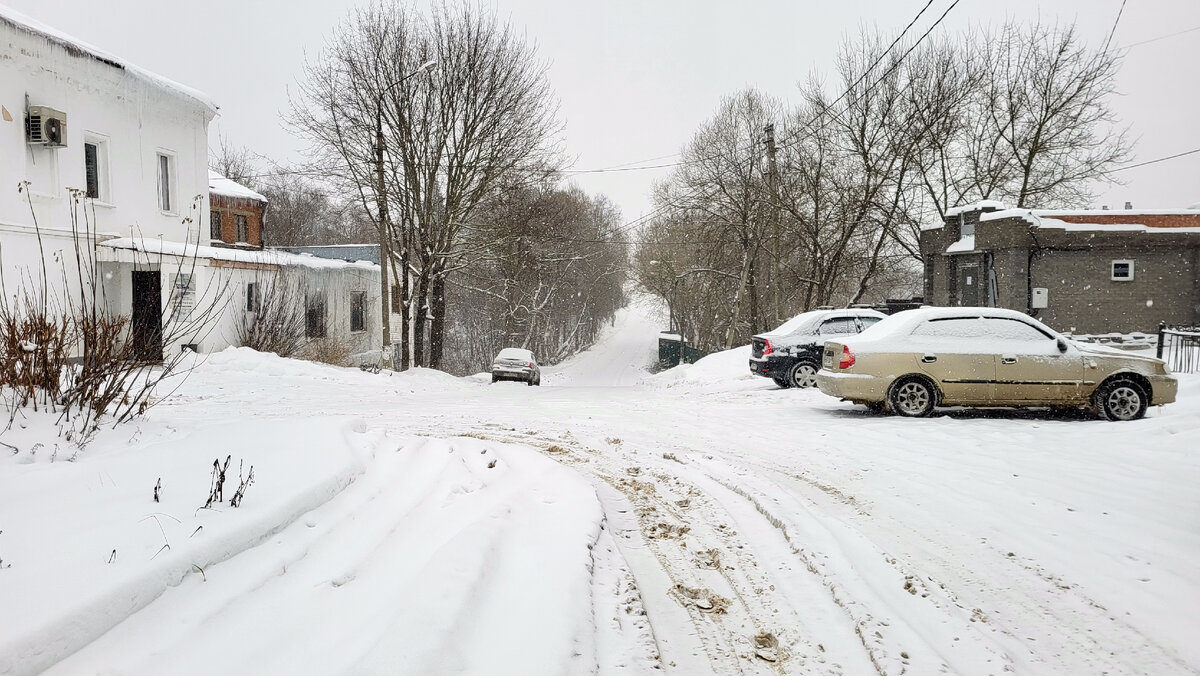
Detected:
left=1056, top=337, right=1068, bottom=353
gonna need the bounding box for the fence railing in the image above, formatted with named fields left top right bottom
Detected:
left=1157, top=323, right=1200, bottom=374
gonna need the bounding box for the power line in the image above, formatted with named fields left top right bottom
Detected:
left=775, top=0, right=962, bottom=153
left=1102, top=146, right=1200, bottom=174
left=1119, top=24, right=1200, bottom=49
left=1102, top=0, right=1128, bottom=53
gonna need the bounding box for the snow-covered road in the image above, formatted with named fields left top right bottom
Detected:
left=2, top=297, right=1198, bottom=675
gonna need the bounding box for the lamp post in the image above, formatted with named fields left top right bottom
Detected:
left=376, top=59, right=436, bottom=368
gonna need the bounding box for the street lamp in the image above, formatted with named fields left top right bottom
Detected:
left=376, top=59, right=436, bottom=369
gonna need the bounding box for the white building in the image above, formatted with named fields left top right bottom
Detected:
left=1, top=6, right=391, bottom=364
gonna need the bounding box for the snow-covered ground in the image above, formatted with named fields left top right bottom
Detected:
left=2, top=297, right=1198, bottom=675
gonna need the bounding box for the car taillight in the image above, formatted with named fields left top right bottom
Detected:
left=838, top=346, right=855, bottom=369
left=527, top=362, right=533, bottom=368
left=763, top=338, right=773, bottom=356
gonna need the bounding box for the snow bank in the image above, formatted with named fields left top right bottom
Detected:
left=39, top=436, right=620, bottom=676
left=646, top=344, right=775, bottom=393
left=0, top=417, right=377, bottom=675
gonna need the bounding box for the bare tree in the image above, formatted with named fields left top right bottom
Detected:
left=288, top=0, right=563, bottom=370
left=979, top=21, right=1131, bottom=208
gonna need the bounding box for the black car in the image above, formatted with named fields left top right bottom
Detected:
left=749, top=309, right=886, bottom=388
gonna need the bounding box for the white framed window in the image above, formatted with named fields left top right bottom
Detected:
left=1111, top=259, right=1134, bottom=282
left=83, top=133, right=111, bottom=203
left=156, top=151, right=176, bottom=213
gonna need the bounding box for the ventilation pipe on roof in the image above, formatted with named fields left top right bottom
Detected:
left=1124, top=201, right=1133, bottom=210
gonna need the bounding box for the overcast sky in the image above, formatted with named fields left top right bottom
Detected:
left=7, top=0, right=1198, bottom=224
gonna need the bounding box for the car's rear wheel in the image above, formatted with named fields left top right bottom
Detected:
left=788, top=361, right=819, bottom=389
left=1095, top=378, right=1148, bottom=421
left=491, top=374, right=498, bottom=383
left=772, top=377, right=790, bottom=389
left=889, top=377, right=937, bottom=417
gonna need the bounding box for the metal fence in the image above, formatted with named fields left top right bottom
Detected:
left=1157, top=324, right=1200, bottom=374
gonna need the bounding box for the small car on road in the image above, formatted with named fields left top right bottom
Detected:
left=815, top=307, right=1177, bottom=420
left=491, top=347, right=541, bottom=386
left=749, top=309, right=887, bottom=388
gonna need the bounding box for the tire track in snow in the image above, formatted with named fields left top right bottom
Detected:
left=465, top=429, right=880, bottom=675
left=689, top=435, right=1198, bottom=675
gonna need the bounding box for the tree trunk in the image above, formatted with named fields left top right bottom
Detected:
left=429, top=273, right=447, bottom=370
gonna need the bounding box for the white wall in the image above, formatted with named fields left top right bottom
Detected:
left=0, top=19, right=214, bottom=300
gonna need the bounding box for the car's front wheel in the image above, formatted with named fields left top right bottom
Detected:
left=889, top=377, right=937, bottom=417
left=1095, top=377, right=1148, bottom=421
left=788, top=361, right=819, bottom=389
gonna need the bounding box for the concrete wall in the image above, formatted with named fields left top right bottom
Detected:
left=1031, top=246, right=1198, bottom=334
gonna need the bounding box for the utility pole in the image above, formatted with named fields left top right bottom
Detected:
left=375, top=103, right=392, bottom=367
left=764, top=123, right=782, bottom=325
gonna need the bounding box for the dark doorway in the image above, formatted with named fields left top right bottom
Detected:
left=131, top=270, right=163, bottom=362
left=956, top=263, right=980, bottom=307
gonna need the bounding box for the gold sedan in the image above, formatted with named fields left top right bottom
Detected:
left=816, top=307, right=1177, bottom=420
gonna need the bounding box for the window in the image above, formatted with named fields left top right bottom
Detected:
left=305, top=290, right=326, bottom=338
left=350, top=291, right=366, bottom=332
left=210, top=210, right=223, bottom=240
left=1111, top=259, right=1134, bottom=281
left=157, top=152, right=174, bottom=212
left=246, top=282, right=258, bottom=312
left=911, top=317, right=988, bottom=339
left=235, top=214, right=249, bottom=243
left=84, top=142, right=100, bottom=199
left=83, top=135, right=110, bottom=202
left=858, top=316, right=883, bottom=331
left=981, top=317, right=1052, bottom=341
left=818, top=318, right=857, bottom=335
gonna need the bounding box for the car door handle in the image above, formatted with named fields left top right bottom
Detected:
left=1001, top=356, right=1018, bottom=364
left=921, top=354, right=937, bottom=363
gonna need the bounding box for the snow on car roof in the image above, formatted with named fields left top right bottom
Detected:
left=853, top=306, right=1052, bottom=341
left=760, top=308, right=885, bottom=337
left=496, top=347, right=534, bottom=361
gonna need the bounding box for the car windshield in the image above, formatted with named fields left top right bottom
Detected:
left=496, top=348, right=534, bottom=362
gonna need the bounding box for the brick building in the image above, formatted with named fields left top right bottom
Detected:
left=920, top=201, right=1200, bottom=334
left=208, top=171, right=266, bottom=248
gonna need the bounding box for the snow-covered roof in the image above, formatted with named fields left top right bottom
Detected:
left=980, top=209, right=1200, bottom=233
left=0, top=5, right=218, bottom=115
left=945, top=235, right=977, bottom=254
left=99, top=237, right=378, bottom=271
left=1187, top=201, right=1200, bottom=210
left=944, top=200, right=1007, bottom=218
left=209, top=171, right=267, bottom=203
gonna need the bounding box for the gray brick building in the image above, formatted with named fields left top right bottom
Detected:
left=920, top=202, right=1200, bottom=334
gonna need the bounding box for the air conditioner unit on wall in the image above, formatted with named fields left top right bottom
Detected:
left=26, top=106, right=68, bottom=147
